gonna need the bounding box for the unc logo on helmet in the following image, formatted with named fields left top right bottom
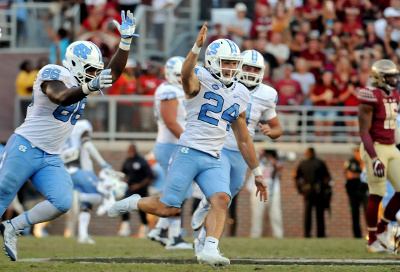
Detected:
left=62, top=41, right=104, bottom=85
left=239, top=50, right=265, bottom=88
left=204, top=39, right=243, bottom=85
left=165, top=56, right=185, bottom=87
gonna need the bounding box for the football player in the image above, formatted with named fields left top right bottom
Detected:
left=191, top=49, right=282, bottom=255
left=147, top=56, right=192, bottom=249
left=0, top=10, right=138, bottom=261
left=109, top=23, right=268, bottom=268
left=358, top=59, right=400, bottom=253
left=61, top=119, right=115, bottom=244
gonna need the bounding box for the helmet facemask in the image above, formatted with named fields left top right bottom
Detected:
left=371, top=59, right=400, bottom=91
left=209, top=56, right=243, bottom=85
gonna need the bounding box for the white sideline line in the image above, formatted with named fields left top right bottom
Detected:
left=19, top=257, right=400, bottom=265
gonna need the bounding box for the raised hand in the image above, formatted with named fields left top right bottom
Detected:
left=113, top=10, right=139, bottom=39
left=195, top=22, right=208, bottom=48
left=88, top=69, right=113, bottom=91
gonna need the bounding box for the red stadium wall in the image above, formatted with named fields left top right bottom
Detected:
left=44, top=151, right=366, bottom=239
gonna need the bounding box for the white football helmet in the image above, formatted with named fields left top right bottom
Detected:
left=165, top=56, right=185, bottom=87
left=62, top=41, right=104, bottom=85
left=205, top=39, right=243, bottom=85
left=239, top=50, right=265, bottom=88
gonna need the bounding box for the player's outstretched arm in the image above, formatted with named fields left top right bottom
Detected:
left=181, top=22, right=207, bottom=98
left=81, top=131, right=111, bottom=169
left=232, top=111, right=268, bottom=201
left=107, top=10, right=139, bottom=83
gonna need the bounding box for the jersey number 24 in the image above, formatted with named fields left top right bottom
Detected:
left=198, top=92, right=239, bottom=131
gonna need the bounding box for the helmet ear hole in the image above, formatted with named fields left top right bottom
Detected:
left=71, top=60, right=76, bottom=67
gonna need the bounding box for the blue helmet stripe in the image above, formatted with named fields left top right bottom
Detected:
left=225, top=39, right=237, bottom=53
left=252, top=50, right=257, bottom=63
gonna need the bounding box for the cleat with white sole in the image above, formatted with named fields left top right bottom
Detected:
left=0, top=220, right=22, bottom=261
left=108, top=194, right=141, bottom=217
left=197, top=248, right=230, bottom=268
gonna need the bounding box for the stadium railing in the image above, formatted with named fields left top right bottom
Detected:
left=15, top=95, right=360, bottom=144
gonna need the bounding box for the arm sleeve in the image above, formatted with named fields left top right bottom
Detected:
left=83, top=141, right=107, bottom=167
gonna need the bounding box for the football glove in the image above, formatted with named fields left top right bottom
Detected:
left=113, top=10, right=139, bottom=39
left=372, top=158, right=385, bottom=178
left=87, top=69, right=113, bottom=92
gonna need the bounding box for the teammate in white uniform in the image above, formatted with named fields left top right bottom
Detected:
left=148, top=56, right=192, bottom=249
left=0, top=10, right=138, bottom=261
left=191, top=50, right=282, bottom=255
left=109, top=23, right=268, bottom=268
left=61, top=119, right=115, bottom=244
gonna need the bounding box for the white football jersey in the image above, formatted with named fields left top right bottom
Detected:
left=15, top=64, right=84, bottom=154
left=61, top=120, right=94, bottom=174
left=224, top=83, right=278, bottom=151
left=154, top=82, right=186, bottom=144
left=178, top=66, right=250, bottom=158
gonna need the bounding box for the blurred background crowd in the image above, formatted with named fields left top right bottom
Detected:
left=5, top=0, right=400, bottom=143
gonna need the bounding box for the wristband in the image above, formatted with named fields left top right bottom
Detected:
left=252, top=166, right=262, bottom=177
left=192, top=43, right=201, bottom=54
left=82, top=83, right=91, bottom=95
left=119, top=37, right=133, bottom=51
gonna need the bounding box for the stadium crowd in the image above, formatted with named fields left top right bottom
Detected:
left=8, top=0, right=400, bottom=140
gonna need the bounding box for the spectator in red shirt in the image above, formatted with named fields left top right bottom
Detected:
left=274, top=63, right=303, bottom=138
left=342, top=8, right=363, bottom=35
left=207, top=23, right=232, bottom=46
left=310, top=70, right=339, bottom=141
left=338, top=69, right=361, bottom=141
left=302, top=0, right=323, bottom=30
left=138, top=61, right=161, bottom=132
left=250, top=3, right=272, bottom=39
left=108, top=59, right=140, bottom=132
left=300, top=31, right=326, bottom=80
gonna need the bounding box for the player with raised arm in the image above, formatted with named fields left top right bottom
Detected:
left=358, top=59, right=400, bottom=253
left=191, top=49, right=282, bottom=255
left=61, top=119, right=116, bottom=244
left=147, top=56, right=192, bottom=249
left=0, top=10, right=138, bottom=261
left=108, top=23, right=268, bottom=268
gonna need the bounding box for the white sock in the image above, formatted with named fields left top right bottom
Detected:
left=155, top=217, right=169, bottom=229
left=128, top=195, right=140, bottom=211
left=203, top=236, right=219, bottom=251
left=201, top=196, right=209, bottom=207
left=198, top=226, right=207, bottom=240
left=168, top=218, right=181, bottom=239
left=79, top=193, right=102, bottom=205
left=79, top=211, right=91, bottom=239
left=11, top=200, right=63, bottom=230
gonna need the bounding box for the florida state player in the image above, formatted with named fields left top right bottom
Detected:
left=358, top=59, right=400, bottom=253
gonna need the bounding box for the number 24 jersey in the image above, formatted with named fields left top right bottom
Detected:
left=178, top=66, right=250, bottom=158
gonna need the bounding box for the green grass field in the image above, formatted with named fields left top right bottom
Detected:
left=1, top=236, right=399, bottom=271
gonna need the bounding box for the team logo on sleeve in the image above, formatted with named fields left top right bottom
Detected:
left=212, top=84, right=219, bottom=90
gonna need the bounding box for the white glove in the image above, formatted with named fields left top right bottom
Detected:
left=87, top=69, right=112, bottom=92
left=113, top=10, right=139, bottom=39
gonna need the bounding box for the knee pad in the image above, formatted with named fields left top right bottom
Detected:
left=50, top=193, right=73, bottom=213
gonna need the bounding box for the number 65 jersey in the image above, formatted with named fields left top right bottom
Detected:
left=15, top=64, right=85, bottom=155
left=178, top=66, right=250, bottom=158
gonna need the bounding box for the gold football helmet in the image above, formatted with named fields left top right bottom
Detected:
left=371, top=59, right=399, bottom=91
